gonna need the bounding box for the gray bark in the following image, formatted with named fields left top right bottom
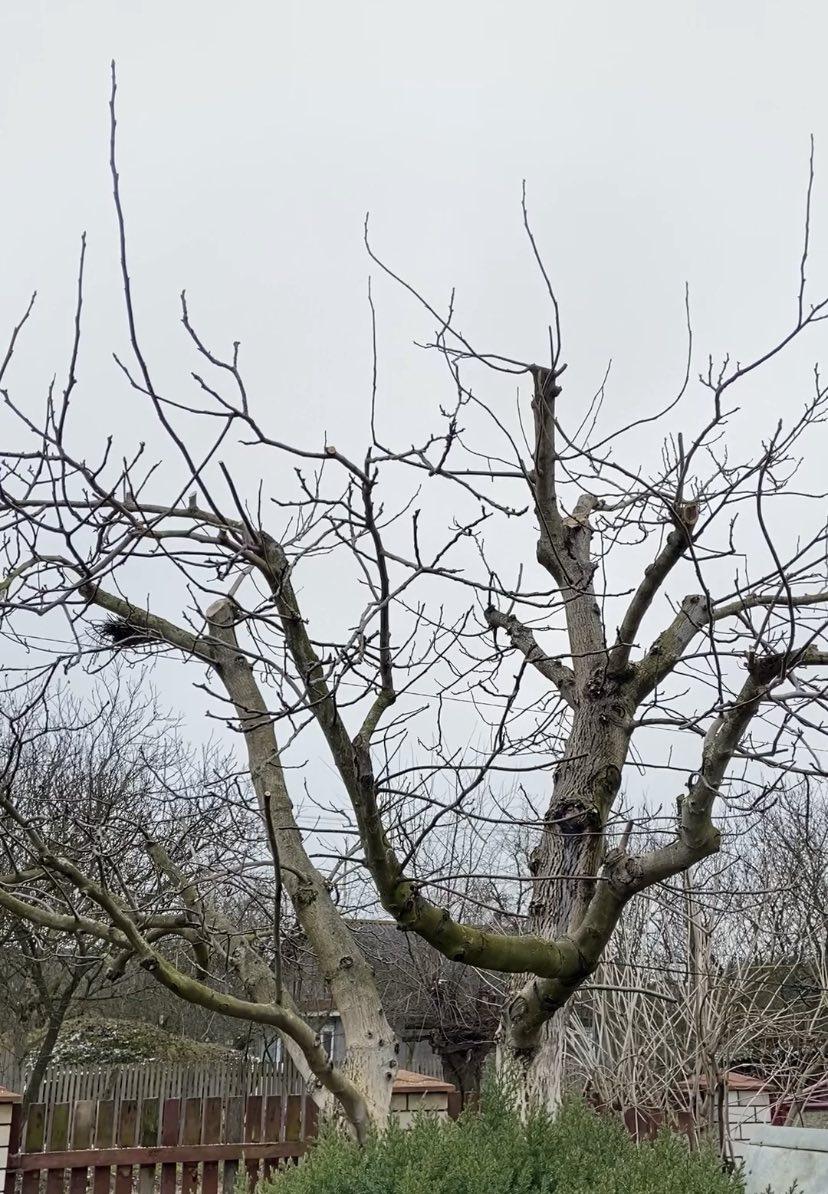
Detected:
left=205, top=598, right=400, bottom=1126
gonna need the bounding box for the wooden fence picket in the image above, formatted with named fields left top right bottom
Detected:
left=69, top=1101, right=93, bottom=1194
left=221, top=1096, right=243, bottom=1194
left=92, top=1100, right=115, bottom=1194
left=303, top=1094, right=318, bottom=1143
left=244, top=1096, right=263, bottom=1191
left=114, top=1101, right=137, bottom=1194
left=201, top=1097, right=222, bottom=1194
left=179, top=1099, right=201, bottom=1194
left=137, top=1096, right=158, bottom=1194
left=21, top=1104, right=44, bottom=1194
left=261, top=1095, right=282, bottom=1184
left=284, top=1096, right=302, bottom=1150
left=159, top=1098, right=179, bottom=1194
left=46, top=1104, right=70, bottom=1194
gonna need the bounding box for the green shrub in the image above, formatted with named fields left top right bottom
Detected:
left=266, top=1083, right=744, bottom=1194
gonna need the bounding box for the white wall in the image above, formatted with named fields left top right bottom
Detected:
left=0, top=1098, right=18, bottom=1192
left=737, top=1125, right=828, bottom=1194
left=390, top=1090, right=450, bottom=1129
left=727, top=1090, right=771, bottom=1131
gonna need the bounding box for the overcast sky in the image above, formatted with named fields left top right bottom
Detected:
left=3, top=2, right=828, bottom=828
left=3, top=2, right=827, bottom=435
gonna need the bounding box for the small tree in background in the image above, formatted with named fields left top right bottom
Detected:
left=0, top=679, right=275, bottom=1103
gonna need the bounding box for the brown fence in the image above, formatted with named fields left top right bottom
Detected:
left=5, top=1093, right=318, bottom=1194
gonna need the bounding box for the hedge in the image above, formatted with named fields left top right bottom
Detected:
left=265, top=1084, right=745, bottom=1194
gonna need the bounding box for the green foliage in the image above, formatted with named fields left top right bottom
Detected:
left=267, top=1083, right=745, bottom=1194
left=232, top=1163, right=253, bottom=1194
left=30, top=1015, right=240, bottom=1066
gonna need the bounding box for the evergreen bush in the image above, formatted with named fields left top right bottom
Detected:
left=265, top=1083, right=745, bottom=1194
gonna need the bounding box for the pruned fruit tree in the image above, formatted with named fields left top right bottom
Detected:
left=2, top=74, right=828, bottom=1134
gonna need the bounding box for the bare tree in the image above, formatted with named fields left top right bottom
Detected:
left=565, top=789, right=828, bottom=1149
left=0, top=916, right=101, bottom=1111
left=0, top=677, right=283, bottom=1100
left=2, top=70, right=828, bottom=1125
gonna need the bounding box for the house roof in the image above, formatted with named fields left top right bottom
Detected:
left=393, top=1068, right=455, bottom=1093
left=691, top=1070, right=770, bottom=1093
left=0, top=1086, right=21, bottom=1102
left=724, top=1072, right=770, bottom=1092
left=286, top=918, right=504, bottom=1041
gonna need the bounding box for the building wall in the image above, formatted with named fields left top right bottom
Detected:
left=390, top=1089, right=450, bottom=1129
left=0, top=1097, right=17, bottom=1192
left=326, top=1017, right=444, bottom=1079
left=737, top=1124, right=828, bottom=1194
left=728, top=1090, right=771, bottom=1132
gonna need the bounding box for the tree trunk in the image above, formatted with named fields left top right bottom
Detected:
left=499, top=1012, right=569, bottom=1116
left=279, top=1030, right=397, bottom=1132
left=439, top=1042, right=491, bottom=1097
left=530, top=696, right=630, bottom=940
left=500, top=692, right=632, bottom=1113
left=207, top=597, right=399, bottom=1130
left=22, top=980, right=77, bottom=1113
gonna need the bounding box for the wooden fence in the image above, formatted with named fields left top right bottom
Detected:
left=0, top=1058, right=305, bottom=1118
left=5, top=1092, right=317, bottom=1194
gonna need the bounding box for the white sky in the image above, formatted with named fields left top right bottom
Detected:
left=2, top=2, right=828, bottom=834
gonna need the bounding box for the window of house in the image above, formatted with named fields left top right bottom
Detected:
left=321, top=1026, right=335, bottom=1060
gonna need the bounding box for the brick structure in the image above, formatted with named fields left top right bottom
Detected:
left=390, top=1070, right=455, bottom=1129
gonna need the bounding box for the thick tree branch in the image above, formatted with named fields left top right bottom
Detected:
left=633, top=587, right=828, bottom=703
left=0, top=830, right=373, bottom=1140
left=79, top=582, right=217, bottom=664
left=608, top=501, right=699, bottom=675
left=485, top=607, right=576, bottom=705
